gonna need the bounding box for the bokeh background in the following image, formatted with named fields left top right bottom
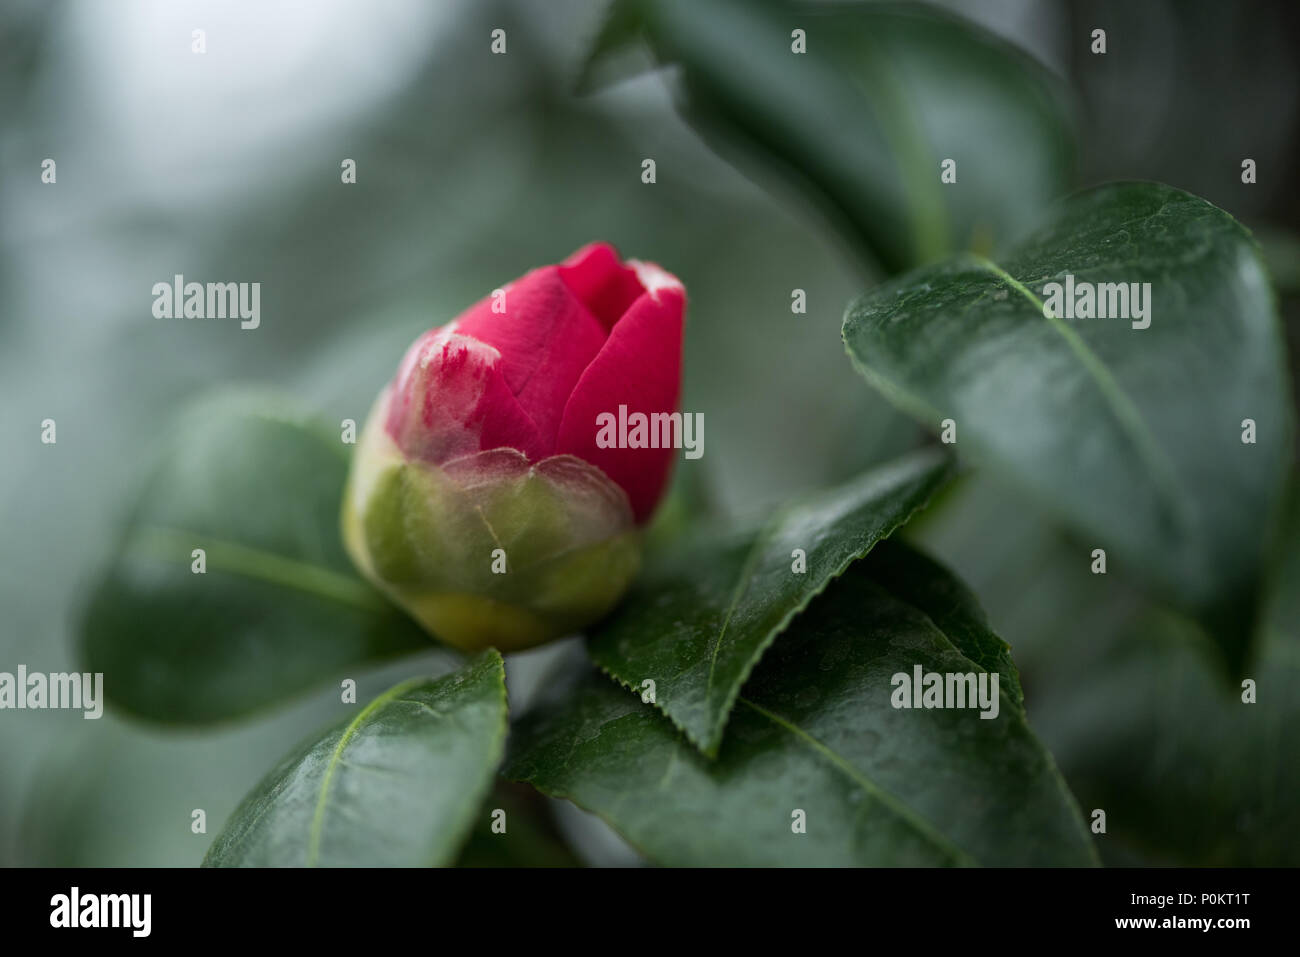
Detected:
left=2, top=0, right=1298, bottom=866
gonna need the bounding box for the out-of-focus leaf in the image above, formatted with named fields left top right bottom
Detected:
left=584, top=0, right=1075, bottom=273
left=844, top=182, right=1293, bottom=668
left=79, top=391, right=430, bottom=724
left=911, top=472, right=1300, bottom=865
left=509, top=543, right=1095, bottom=866
left=205, top=650, right=506, bottom=867
left=1044, top=483, right=1300, bottom=865
left=10, top=650, right=457, bottom=867
left=454, top=780, right=583, bottom=868
left=588, top=449, right=954, bottom=756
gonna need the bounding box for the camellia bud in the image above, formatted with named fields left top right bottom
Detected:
left=342, top=243, right=686, bottom=652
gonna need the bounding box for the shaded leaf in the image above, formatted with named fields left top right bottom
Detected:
left=510, top=543, right=1095, bottom=866
left=454, top=780, right=584, bottom=868
left=912, top=470, right=1300, bottom=866
left=1050, top=480, right=1300, bottom=864
left=79, top=391, right=432, bottom=724
left=589, top=449, right=953, bottom=755
left=584, top=0, right=1074, bottom=273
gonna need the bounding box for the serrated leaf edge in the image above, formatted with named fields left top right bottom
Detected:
left=591, top=450, right=954, bottom=757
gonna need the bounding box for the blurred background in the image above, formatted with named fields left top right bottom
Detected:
left=1, top=0, right=1297, bottom=866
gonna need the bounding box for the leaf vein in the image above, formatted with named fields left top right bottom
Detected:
left=306, top=676, right=428, bottom=866
left=737, top=696, right=974, bottom=865
left=965, top=253, right=1192, bottom=530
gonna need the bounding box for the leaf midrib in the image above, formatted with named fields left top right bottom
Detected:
left=848, top=252, right=1193, bottom=531
left=728, top=572, right=1015, bottom=868
left=734, top=697, right=972, bottom=865
left=964, top=253, right=1192, bottom=528
left=847, top=35, right=948, bottom=263
left=306, top=675, right=428, bottom=866
left=131, top=526, right=387, bottom=611
left=624, top=454, right=948, bottom=755
left=702, top=517, right=783, bottom=705
left=724, top=564, right=1096, bottom=867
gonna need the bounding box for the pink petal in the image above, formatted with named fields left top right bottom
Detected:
left=558, top=243, right=648, bottom=332
left=555, top=277, right=686, bottom=523
left=385, top=327, right=548, bottom=464
left=455, top=266, right=608, bottom=449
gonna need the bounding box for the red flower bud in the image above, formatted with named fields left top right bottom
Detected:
left=384, top=242, right=685, bottom=522
left=342, top=244, right=686, bottom=651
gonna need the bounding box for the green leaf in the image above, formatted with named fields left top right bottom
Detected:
left=78, top=391, right=431, bottom=724
left=583, top=0, right=1074, bottom=273
left=1045, top=480, right=1300, bottom=865
left=843, top=182, right=1294, bottom=667
left=1051, top=606, right=1300, bottom=865
left=509, top=543, right=1095, bottom=866
left=588, top=449, right=953, bottom=756
left=454, top=780, right=584, bottom=868
left=204, top=650, right=507, bottom=867
left=912, top=470, right=1300, bottom=865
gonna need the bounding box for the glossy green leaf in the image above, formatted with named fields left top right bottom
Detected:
left=588, top=448, right=953, bottom=756
left=79, top=391, right=431, bottom=724
left=204, top=650, right=507, bottom=867
left=584, top=0, right=1074, bottom=273
left=509, top=543, right=1095, bottom=866
left=844, top=182, right=1293, bottom=667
